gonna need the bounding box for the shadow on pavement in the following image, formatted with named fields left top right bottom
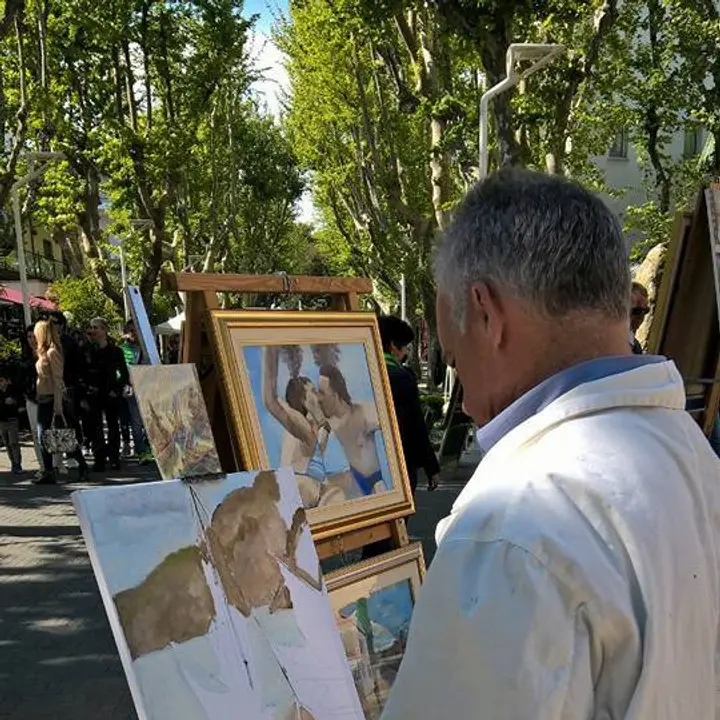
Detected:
left=0, top=446, right=478, bottom=719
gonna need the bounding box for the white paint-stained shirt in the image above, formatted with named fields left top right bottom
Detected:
left=381, top=360, right=720, bottom=719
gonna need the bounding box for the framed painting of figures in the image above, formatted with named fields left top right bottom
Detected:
left=208, top=311, right=414, bottom=539
left=72, top=468, right=364, bottom=720
left=324, top=543, right=426, bottom=719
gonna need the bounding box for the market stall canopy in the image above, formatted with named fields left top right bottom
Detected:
left=154, top=311, right=184, bottom=335
left=0, top=287, right=57, bottom=310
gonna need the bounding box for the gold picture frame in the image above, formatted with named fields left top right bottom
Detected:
left=208, top=310, right=414, bottom=540
left=325, top=543, right=426, bottom=719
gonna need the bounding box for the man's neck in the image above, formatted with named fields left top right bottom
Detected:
left=496, top=317, right=630, bottom=417
left=96, top=339, right=108, bottom=349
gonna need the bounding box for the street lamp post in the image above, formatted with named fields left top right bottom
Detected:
left=478, top=43, right=565, bottom=179
left=11, top=152, right=66, bottom=325
left=444, top=43, right=566, bottom=412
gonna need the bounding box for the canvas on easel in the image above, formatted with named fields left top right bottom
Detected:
left=161, top=272, right=412, bottom=561
left=73, top=468, right=365, bottom=720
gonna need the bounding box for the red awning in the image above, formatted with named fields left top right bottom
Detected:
left=0, top=287, right=57, bottom=310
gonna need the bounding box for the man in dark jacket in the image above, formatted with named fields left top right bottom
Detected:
left=362, top=315, right=440, bottom=560
left=86, top=317, right=129, bottom=471
left=378, top=315, right=440, bottom=493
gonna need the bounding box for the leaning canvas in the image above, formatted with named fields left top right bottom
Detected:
left=208, top=311, right=414, bottom=539
left=126, top=285, right=161, bottom=365
left=325, top=543, right=425, bottom=719
left=129, top=364, right=222, bottom=480
left=72, top=468, right=364, bottom=720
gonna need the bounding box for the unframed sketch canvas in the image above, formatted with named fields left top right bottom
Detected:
left=208, top=311, right=414, bottom=539
left=72, top=468, right=364, bottom=720
left=130, top=364, right=222, bottom=480
left=325, top=543, right=425, bottom=720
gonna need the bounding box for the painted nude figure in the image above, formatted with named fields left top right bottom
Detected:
left=262, top=346, right=345, bottom=508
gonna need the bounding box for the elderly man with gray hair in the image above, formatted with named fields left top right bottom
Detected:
left=381, top=169, right=720, bottom=719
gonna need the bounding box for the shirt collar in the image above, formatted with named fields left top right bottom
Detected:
left=476, top=354, right=666, bottom=455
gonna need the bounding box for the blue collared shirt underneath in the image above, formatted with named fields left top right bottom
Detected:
left=476, top=354, right=667, bottom=455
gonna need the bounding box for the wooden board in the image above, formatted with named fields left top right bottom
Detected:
left=163, top=271, right=371, bottom=297
left=648, top=190, right=720, bottom=434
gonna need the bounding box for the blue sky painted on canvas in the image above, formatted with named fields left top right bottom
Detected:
left=243, top=343, right=393, bottom=487
left=77, top=481, right=200, bottom=595
left=340, top=579, right=414, bottom=640
left=76, top=471, right=302, bottom=597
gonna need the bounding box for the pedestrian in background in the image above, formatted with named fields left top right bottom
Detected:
left=0, top=365, right=23, bottom=474
left=85, top=317, right=128, bottom=471
left=34, top=320, right=88, bottom=484
left=378, top=315, right=440, bottom=494
left=382, top=169, right=720, bottom=719
left=629, top=281, right=649, bottom=354
left=20, top=323, right=43, bottom=472
left=119, top=320, right=151, bottom=462
left=362, top=315, right=440, bottom=560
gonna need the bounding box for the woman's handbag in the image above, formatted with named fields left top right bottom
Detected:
left=42, top=416, right=78, bottom=454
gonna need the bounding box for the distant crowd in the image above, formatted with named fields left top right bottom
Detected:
left=0, top=312, right=163, bottom=483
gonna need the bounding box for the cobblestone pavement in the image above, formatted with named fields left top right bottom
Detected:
left=0, top=435, right=477, bottom=719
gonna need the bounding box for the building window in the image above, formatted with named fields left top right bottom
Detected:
left=683, top=127, right=703, bottom=159
left=608, top=129, right=629, bottom=159
left=43, top=239, right=53, bottom=259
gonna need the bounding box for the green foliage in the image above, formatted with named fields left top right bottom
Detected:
left=624, top=202, right=674, bottom=262
left=2, top=0, right=314, bottom=313
left=50, top=276, right=123, bottom=330
left=0, top=336, right=21, bottom=364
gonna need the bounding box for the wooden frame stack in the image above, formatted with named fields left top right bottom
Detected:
left=645, top=188, right=720, bottom=434
left=161, top=271, right=411, bottom=561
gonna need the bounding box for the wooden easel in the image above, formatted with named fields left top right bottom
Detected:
left=161, top=271, right=410, bottom=560
left=646, top=190, right=720, bottom=435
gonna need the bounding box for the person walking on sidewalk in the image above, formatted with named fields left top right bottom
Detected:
left=34, top=320, right=88, bottom=485
left=20, top=323, right=43, bottom=472
left=0, top=366, right=23, bottom=474
left=85, top=317, right=128, bottom=471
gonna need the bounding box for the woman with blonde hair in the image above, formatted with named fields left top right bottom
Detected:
left=34, top=319, right=88, bottom=484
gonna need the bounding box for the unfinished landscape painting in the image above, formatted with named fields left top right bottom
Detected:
left=129, top=364, right=222, bottom=480
left=72, top=469, right=364, bottom=720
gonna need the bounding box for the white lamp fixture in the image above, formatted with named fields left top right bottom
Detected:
left=478, top=43, right=565, bottom=179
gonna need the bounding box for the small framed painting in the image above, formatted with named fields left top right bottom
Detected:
left=129, top=364, right=222, bottom=480
left=324, top=543, right=426, bottom=719
left=208, top=311, right=414, bottom=539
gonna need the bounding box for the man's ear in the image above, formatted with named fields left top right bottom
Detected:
left=470, top=281, right=506, bottom=350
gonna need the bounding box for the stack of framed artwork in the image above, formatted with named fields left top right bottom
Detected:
left=644, top=187, right=720, bottom=435
left=161, top=271, right=426, bottom=715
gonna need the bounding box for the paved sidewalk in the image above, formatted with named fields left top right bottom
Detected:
left=0, top=437, right=477, bottom=719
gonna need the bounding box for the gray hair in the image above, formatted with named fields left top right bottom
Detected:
left=434, top=168, right=631, bottom=330
left=90, top=317, right=109, bottom=331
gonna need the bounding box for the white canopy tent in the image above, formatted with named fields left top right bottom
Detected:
left=154, top=311, right=184, bottom=335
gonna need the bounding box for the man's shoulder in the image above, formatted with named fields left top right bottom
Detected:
left=451, top=413, right=718, bottom=580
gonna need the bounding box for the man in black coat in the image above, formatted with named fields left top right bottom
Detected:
left=378, top=315, right=440, bottom=494
left=86, top=317, right=129, bottom=471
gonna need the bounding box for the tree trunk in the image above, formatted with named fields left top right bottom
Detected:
left=75, top=162, right=124, bottom=310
